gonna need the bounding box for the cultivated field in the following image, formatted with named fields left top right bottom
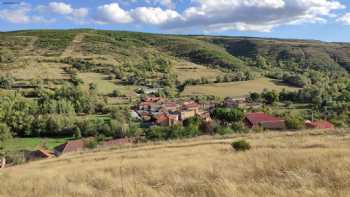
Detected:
left=175, top=61, right=224, bottom=82
left=1, top=129, right=350, bottom=197
left=182, top=78, right=300, bottom=98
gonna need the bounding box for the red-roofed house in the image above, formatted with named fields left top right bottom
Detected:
left=142, top=96, right=161, bottom=102
left=305, top=120, right=334, bottom=129
left=54, top=139, right=87, bottom=156
left=154, top=113, right=179, bottom=126
left=163, top=102, right=178, bottom=112
left=183, top=102, right=200, bottom=114
left=244, top=112, right=286, bottom=130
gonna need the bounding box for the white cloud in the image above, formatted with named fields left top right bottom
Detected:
left=0, top=6, right=31, bottom=23
left=163, top=0, right=345, bottom=32
left=0, top=3, right=54, bottom=24
left=146, top=0, right=175, bottom=8
left=337, top=13, right=350, bottom=25
left=48, top=2, right=73, bottom=15
left=131, top=7, right=180, bottom=25
left=95, top=3, right=133, bottom=24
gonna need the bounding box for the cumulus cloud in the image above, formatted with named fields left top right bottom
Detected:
left=337, top=13, right=350, bottom=25
left=146, top=0, right=175, bottom=8
left=163, top=0, right=345, bottom=32
left=0, top=0, right=346, bottom=33
left=131, top=7, right=180, bottom=25
left=95, top=3, right=133, bottom=24
left=0, top=3, right=53, bottom=24
left=49, top=2, right=73, bottom=15
left=42, top=2, right=89, bottom=23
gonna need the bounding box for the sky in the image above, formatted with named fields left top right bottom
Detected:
left=1, top=0, right=350, bottom=42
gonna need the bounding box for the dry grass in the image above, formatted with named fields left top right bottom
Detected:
left=175, top=61, right=224, bottom=82
left=1, top=129, right=350, bottom=197
left=78, top=72, right=138, bottom=96
left=182, top=78, right=300, bottom=98
left=3, top=62, right=71, bottom=80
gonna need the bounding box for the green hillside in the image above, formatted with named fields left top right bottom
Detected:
left=2, top=29, right=350, bottom=144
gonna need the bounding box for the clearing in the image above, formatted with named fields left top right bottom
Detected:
left=1, top=130, right=349, bottom=197
left=182, top=78, right=300, bottom=98
left=174, top=61, right=224, bottom=82
left=78, top=72, right=138, bottom=96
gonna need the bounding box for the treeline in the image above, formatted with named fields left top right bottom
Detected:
left=177, top=71, right=257, bottom=92
left=0, top=84, right=131, bottom=138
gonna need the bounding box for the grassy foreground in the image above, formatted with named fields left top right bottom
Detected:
left=1, top=129, right=350, bottom=197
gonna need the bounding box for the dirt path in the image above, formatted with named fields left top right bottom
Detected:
left=61, top=33, right=86, bottom=58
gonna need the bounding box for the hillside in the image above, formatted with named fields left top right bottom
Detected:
left=1, top=130, right=350, bottom=197
left=1, top=30, right=350, bottom=72
left=1, top=29, right=349, bottom=97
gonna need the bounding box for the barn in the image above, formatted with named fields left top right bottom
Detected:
left=244, top=112, right=286, bottom=130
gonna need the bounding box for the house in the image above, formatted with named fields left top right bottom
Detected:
left=223, top=97, right=246, bottom=108
left=198, top=111, right=212, bottom=122
left=183, top=102, right=200, bottom=114
left=54, top=139, right=86, bottom=156
left=139, top=102, right=152, bottom=110
left=244, top=112, right=286, bottom=130
left=305, top=120, right=334, bottom=129
left=163, top=102, right=178, bottom=112
left=180, top=110, right=196, bottom=120
left=142, top=96, right=161, bottom=102
left=27, top=149, right=53, bottom=161
left=154, top=113, right=179, bottom=126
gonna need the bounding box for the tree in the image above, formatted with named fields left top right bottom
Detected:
left=285, top=114, right=304, bottom=130
left=212, top=108, right=244, bottom=124
left=261, top=90, right=279, bottom=104
left=231, top=140, right=251, bottom=151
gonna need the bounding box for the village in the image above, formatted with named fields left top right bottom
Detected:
left=0, top=95, right=335, bottom=169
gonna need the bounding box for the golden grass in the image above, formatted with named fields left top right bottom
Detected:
left=175, top=61, right=224, bottom=82
left=3, top=62, right=71, bottom=80
left=182, top=78, right=300, bottom=98
left=78, top=72, right=138, bottom=96
left=1, top=129, right=350, bottom=197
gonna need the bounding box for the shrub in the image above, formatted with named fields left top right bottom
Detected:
left=285, top=114, right=304, bottom=130
left=231, top=140, right=251, bottom=151
left=85, top=139, right=98, bottom=149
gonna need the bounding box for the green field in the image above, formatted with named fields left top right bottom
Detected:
left=182, top=78, right=300, bottom=98
left=3, top=137, right=71, bottom=152
left=78, top=72, right=138, bottom=96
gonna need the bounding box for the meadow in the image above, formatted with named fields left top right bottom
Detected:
left=182, top=78, right=300, bottom=98
left=78, top=72, right=138, bottom=96
left=1, top=129, right=350, bottom=197
left=174, top=61, right=224, bottom=82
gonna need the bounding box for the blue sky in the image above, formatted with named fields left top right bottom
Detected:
left=1, top=0, right=350, bottom=42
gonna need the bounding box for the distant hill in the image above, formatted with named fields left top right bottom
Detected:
left=1, top=29, right=350, bottom=74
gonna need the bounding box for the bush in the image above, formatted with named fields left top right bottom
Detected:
left=231, top=140, right=251, bottom=151
left=216, top=126, right=234, bottom=135
left=85, top=139, right=98, bottom=149
left=285, top=114, right=304, bottom=130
